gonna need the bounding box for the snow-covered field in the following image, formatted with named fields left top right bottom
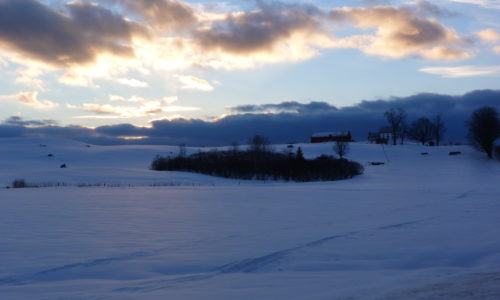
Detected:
left=1, top=137, right=499, bottom=299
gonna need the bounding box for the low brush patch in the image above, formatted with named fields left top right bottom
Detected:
left=151, top=150, right=363, bottom=182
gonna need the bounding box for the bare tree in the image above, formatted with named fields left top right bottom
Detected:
left=408, top=117, right=435, bottom=145
left=467, top=106, right=499, bottom=159
left=334, top=141, right=349, bottom=159
left=178, top=143, right=187, bottom=157
left=230, top=142, right=239, bottom=153
left=248, top=135, right=271, bottom=152
left=399, top=123, right=408, bottom=145
left=296, top=147, right=305, bottom=160
left=432, top=113, right=446, bottom=146
left=384, top=108, right=407, bottom=145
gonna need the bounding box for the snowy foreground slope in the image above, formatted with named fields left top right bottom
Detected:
left=1, top=138, right=500, bottom=299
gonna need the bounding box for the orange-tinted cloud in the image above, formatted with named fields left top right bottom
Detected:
left=476, top=29, right=500, bottom=43
left=174, top=75, right=214, bottom=91
left=0, top=0, right=478, bottom=87
left=67, top=96, right=199, bottom=118
left=476, top=29, right=500, bottom=54
left=329, top=5, right=471, bottom=60
left=0, top=91, right=58, bottom=109
left=193, top=2, right=326, bottom=55
left=113, top=0, right=197, bottom=31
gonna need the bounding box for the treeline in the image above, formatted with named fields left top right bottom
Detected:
left=151, top=149, right=363, bottom=182
left=384, top=106, right=500, bottom=159
left=384, top=108, right=445, bottom=146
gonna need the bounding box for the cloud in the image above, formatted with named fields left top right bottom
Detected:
left=4, top=90, right=498, bottom=146
left=476, top=29, right=500, bottom=54
left=3, top=115, right=57, bottom=127
left=67, top=96, right=199, bottom=118
left=112, top=0, right=197, bottom=31
left=476, top=29, right=500, bottom=43
left=0, top=56, right=8, bottom=67
left=419, top=65, right=500, bottom=77
left=448, top=0, right=500, bottom=9
left=228, top=101, right=338, bottom=114
left=0, top=0, right=480, bottom=92
left=108, top=95, right=178, bottom=103
left=414, top=0, right=457, bottom=18
left=0, top=0, right=148, bottom=68
left=115, top=77, right=149, bottom=88
left=0, top=0, right=477, bottom=82
left=0, top=116, right=105, bottom=141
left=91, top=89, right=500, bottom=146
left=174, top=75, right=214, bottom=91
left=58, top=71, right=98, bottom=87
left=14, top=67, right=45, bottom=89
left=193, top=2, right=326, bottom=55
left=329, top=4, right=471, bottom=60
left=0, top=91, right=58, bottom=109
left=181, top=0, right=472, bottom=68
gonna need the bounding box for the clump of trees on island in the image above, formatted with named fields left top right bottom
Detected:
left=151, top=135, right=364, bottom=182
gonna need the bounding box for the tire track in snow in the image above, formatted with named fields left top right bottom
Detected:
left=0, top=234, right=239, bottom=286
left=214, top=233, right=355, bottom=273
left=0, top=251, right=153, bottom=286
left=113, top=219, right=425, bottom=293
left=375, top=272, right=500, bottom=300
left=215, top=218, right=429, bottom=274
left=114, top=273, right=214, bottom=293
left=0, top=219, right=428, bottom=291
left=378, top=219, right=427, bottom=230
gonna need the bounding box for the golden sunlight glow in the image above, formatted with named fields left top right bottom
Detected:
left=117, top=136, right=148, bottom=140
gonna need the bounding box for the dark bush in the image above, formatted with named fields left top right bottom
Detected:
left=12, top=179, right=27, bottom=188
left=467, top=106, right=499, bottom=159
left=151, top=150, right=363, bottom=182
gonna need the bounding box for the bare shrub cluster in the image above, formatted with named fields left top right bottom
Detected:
left=151, top=149, right=363, bottom=182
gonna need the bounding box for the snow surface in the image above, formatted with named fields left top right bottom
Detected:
left=1, top=137, right=499, bottom=299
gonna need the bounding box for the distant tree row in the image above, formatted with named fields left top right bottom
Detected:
left=384, top=108, right=445, bottom=146
left=407, top=114, right=445, bottom=146
left=384, top=106, right=499, bottom=159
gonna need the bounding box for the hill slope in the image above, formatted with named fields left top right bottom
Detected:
left=0, top=138, right=499, bottom=299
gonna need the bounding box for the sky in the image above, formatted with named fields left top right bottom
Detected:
left=0, top=0, right=499, bottom=145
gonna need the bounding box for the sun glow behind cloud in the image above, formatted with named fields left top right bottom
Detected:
left=0, top=0, right=498, bottom=126
left=0, top=0, right=480, bottom=76
left=67, top=95, right=199, bottom=119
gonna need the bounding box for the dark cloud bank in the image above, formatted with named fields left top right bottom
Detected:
left=0, top=0, right=147, bottom=67
left=1, top=90, right=499, bottom=146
